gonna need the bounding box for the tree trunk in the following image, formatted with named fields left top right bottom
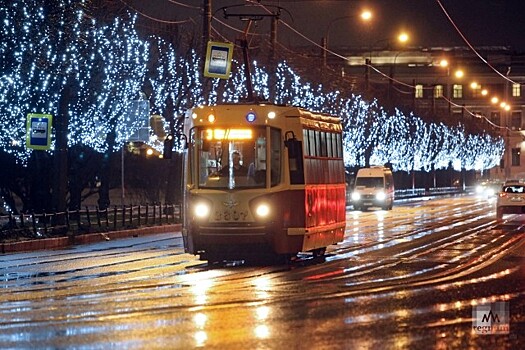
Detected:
left=98, top=130, right=116, bottom=210
left=52, top=79, right=71, bottom=213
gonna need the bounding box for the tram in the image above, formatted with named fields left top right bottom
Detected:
left=181, top=102, right=346, bottom=263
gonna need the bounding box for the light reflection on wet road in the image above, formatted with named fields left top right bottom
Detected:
left=0, top=195, right=524, bottom=349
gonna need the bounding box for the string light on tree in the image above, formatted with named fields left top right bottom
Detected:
left=0, top=1, right=505, bottom=175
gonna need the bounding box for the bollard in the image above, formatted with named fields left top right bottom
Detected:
left=113, top=206, right=118, bottom=231
left=43, top=211, right=48, bottom=237
left=85, top=206, right=91, bottom=228
left=31, top=211, right=37, bottom=236
left=96, top=207, right=102, bottom=228
left=129, top=205, right=133, bottom=227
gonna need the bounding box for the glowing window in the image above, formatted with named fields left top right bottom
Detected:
left=453, top=84, right=463, bottom=98
left=512, top=83, right=521, bottom=97
left=434, top=85, right=443, bottom=98
left=415, top=84, right=424, bottom=99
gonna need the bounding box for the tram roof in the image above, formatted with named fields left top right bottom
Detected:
left=186, top=103, right=341, bottom=129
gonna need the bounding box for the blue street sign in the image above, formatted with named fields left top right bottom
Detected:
left=26, top=113, right=52, bottom=150
left=204, top=41, right=234, bottom=79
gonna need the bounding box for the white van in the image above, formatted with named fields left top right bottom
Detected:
left=351, top=166, right=395, bottom=211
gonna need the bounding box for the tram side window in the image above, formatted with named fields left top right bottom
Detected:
left=327, top=132, right=333, bottom=158
left=335, top=133, right=341, bottom=158
left=309, top=130, right=313, bottom=156
left=320, top=131, right=327, bottom=157
left=308, top=129, right=314, bottom=156
left=303, top=129, right=310, bottom=156
left=316, top=130, right=321, bottom=156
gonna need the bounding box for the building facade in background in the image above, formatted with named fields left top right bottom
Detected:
left=333, top=46, right=525, bottom=181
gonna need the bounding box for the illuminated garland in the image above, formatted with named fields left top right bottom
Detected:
left=0, top=1, right=505, bottom=173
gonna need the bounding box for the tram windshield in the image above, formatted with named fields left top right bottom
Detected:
left=196, top=126, right=281, bottom=189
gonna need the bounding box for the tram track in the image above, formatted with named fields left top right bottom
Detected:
left=1, top=196, right=524, bottom=350
left=0, top=196, right=523, bottom=327
left=270, top=215, right=524, bottom=309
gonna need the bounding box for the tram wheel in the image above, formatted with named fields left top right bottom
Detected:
left=312, top=247, right=326, bottom=258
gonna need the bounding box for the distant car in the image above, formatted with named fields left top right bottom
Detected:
left=351, top=166, right=394, bottom=211
left=475, top=180, right=502, bottom=198
left=496, top=182, right=525, bottom=219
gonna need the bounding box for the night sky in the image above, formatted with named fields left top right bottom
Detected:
left=128, top=0, right=525, bottom=52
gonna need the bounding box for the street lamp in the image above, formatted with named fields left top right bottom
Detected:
left=364, top=31, right=410, bottom=94
left=385, top=33, right=411, bottom=108
left=454, top=69, right=465, bottom=79
left=322, top=9, right=373, bottom=67
left=369, top=31, right=410, bottom=61
left=397, top=32, right=409, bottom=44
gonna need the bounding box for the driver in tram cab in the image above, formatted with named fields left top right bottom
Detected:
left=219, top=151, right=248, bottom=176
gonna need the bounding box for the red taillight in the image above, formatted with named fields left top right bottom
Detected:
left=499, top=192, right=508, bottom=198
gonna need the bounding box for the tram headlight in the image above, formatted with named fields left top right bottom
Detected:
left=255, top=203, right=270, bottom=218
left=351, top=192, right=361, bottom=201
left=193, top=202, right=211, bottom=219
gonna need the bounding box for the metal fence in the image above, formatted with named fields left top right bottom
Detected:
left=394, top=186, right=467, bottom=199
left=0, top=203, right=182, bottom=241
left=346, top=186, right=469, bottom=204
left=2, top=186, right=470, bottom=242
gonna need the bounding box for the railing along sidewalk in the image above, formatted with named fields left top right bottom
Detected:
left=0, top=203, right=181, bottom=241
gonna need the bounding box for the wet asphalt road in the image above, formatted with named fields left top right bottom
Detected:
left=0, top=195, right=524, bottom=349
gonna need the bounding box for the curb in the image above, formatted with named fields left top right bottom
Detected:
left=1, top=224, right=182, bottom=254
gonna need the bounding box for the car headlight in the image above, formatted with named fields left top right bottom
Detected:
left=255, top=203, right=270, bottom=218
left=476, top=185, right=484, bottom=194
left=193, top=202, right=211, bottom=219
left=376, top=191, right=386, bottom=201
left=351, top=192, right=361, bottom=201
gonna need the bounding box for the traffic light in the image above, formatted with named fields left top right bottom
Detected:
left=163, top=134, right=174, bottom=159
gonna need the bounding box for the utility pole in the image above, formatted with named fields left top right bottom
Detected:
left=202, top=0, right=212, bottom=102
left=322, top=37, right=327, bottom=67
left=269, top=16, right=278, bottom=102
left=202, top=0, right=211, bottom=56
left=364, top=58, right=370, bottom=93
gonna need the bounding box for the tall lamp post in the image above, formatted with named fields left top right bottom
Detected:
left=379, top=32, right=410, bottom=109
left=363, top=32, right=409, bottom=95
left=322, top=9, right=372, bottom=67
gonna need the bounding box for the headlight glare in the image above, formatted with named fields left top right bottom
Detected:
left=255, top=203, right=270, bottom=218
left=351, top=192, right=361, bottom=201
left=376, top=191, right=386, bottom=201
left=194, top=202, right=210, bottom=219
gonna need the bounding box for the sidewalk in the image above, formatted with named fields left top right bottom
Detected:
left=1, top=224, right=182, bottom=254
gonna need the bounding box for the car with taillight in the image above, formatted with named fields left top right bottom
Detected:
left=496, top=181, right=525, bottom=219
